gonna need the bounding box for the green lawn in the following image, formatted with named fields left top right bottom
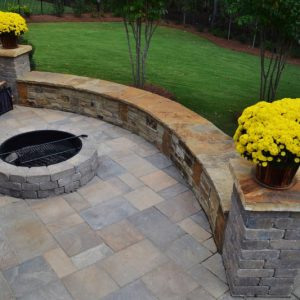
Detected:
left=0, top=0, right=72, bottom=14
left=25, top=22, right=300, bottom=136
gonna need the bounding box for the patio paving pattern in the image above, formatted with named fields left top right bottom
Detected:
left=0, top=106, right=299, bottom=299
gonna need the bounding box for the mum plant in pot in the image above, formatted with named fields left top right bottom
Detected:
left=0, top=11, right=28, bottom=49
left=234, top=98, right=300, bottom=189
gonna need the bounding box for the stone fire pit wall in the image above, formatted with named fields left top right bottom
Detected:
left=16, top=71, right=237, bottom=251
left=224, top=159, right=300, bottom=298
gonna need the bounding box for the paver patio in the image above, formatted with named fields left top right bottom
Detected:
left=0, top=106, right=299, bottom=300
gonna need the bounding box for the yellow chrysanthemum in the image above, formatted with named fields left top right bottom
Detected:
left=234, top=98, right=300, bottom=166
left=0, top=11, right=28, bottom=36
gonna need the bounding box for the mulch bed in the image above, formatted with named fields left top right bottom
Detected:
left=28, top=13, right=121, bottom=23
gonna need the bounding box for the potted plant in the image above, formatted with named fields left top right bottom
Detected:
left=234, top=98, right=300, bottom=189
left=0, top=11, right=28, bottom=49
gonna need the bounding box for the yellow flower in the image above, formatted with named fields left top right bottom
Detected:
left=0, top=12, right=28, bottom=36
left=234, top=98, right=300, bottom=165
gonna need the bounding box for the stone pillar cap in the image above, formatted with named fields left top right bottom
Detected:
left=230, top=158, right=300, bottom=212
left=0, top=45, right=32, bottom=58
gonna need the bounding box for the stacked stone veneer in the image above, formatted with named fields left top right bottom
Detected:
left=223, top=159, right=300, bottom=298
left=0, top=45, right=32, bottom=98
left=0, top=139, right=98, bottom=199
left=16, top=71, right=237, bottom=250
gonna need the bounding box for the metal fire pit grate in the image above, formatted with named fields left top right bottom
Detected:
left=0, top=130, right=86, bottom=167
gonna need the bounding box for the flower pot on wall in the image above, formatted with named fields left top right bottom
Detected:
left=234, top=98, right=300, bottom=191
left=255, top=164, right=299, bottom=190
left=0, top=12, right=28, bottom=49
left=0, top=33, right=18, bottom=49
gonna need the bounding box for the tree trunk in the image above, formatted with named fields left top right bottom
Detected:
left=252, top=22, right=258, bottom=48
left=227, top=16, right=232, bottom=40
left=259, top=30, right=291, bottom=102
left=135, top=18, right=142, bottom=87
left=211, top=0, right=218, bottom=27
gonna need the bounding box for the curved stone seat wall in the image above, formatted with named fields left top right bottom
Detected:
left=17, top=71, right=237, bottom=250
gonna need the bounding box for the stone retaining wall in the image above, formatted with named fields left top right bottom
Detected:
left=17, top=71, right=237, bottom=250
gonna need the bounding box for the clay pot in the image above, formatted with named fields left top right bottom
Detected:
left=255, top=164, right=299, bottom=190
left=0, top=33, right=18, bottom=49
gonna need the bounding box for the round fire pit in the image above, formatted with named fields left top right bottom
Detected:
left=0, top=130, right=83, bottom=167
left=0, top=130, right=98, bottom=199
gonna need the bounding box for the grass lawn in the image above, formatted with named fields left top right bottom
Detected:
left=25, top=22, right=300, bottom=136
left=0, top=0, right=72, bottom=14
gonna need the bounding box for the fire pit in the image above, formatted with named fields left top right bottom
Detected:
left=0, top=130, right=98, bottom=199
left=0, top=130, right=83, bottom=167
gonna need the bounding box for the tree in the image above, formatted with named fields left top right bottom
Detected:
left=210, top=0, right=218, bottom=26
left=173, top=0, right=198, bottom=25
left=226, top=0, right=300, bottom=102
left=112, top=0, right=167, bottom=88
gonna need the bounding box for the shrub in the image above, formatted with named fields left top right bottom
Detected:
left=19, top=36, right=36, bottom=70
left=73, top=0, right=86, bottom=17
left=53, top=0, right=64, bottom=17
left=7, top=5, right=31, bottom=18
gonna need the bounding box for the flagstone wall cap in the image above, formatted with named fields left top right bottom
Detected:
left=0, top=45, right=32, bottom=58
left=230, top=158, right=300, bottom=212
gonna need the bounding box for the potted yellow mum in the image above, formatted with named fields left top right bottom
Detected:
left=234, top=98, right=300, bottom=189
left=0, top=11, right=28, bottom=49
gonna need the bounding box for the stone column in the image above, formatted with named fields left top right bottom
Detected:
left=0, top=45, right=32, bottom=100
left=223, top=158, right=300, bottom=298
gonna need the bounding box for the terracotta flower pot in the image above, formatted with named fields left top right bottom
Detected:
left=0, top=33, right=18, bottom=49
left=255, top=164, right=299, bottom=190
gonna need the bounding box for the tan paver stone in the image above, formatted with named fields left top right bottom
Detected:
left=156, top=190, right=200, bottom=222
left=140, top=170, right=177, bottom=192
left=203, top=238, right=218, bottom=254
left=97, top=143, right=113, bottom=156
left=107, top=149, right=135, bottom=160
left=46, top=213, right=84, bottom=234
left=0, top=272, right=14, bottom=300
left=42, top=112, right=66, bottom=123
left=78, top=180, right=122, bottom=206
left=63, top=192, right=91, bottom=212
left=31, top=197, right=75, bottom=224
left=0, top=202, right=57, bottom=262
left=5, top=218, right=58, bottom=263
left=0, top=229, right=19, bottom=271
left=98, top=219, right=144, bottom=252
left=202, top=253, right=227, bottom=283
left=105, top=177, right=132, bottom=194
left=0, top=196, right=19, bottom=208
left=124, top=186, right=164, bottom=211
left=188, top=265, right=229, bottom=298
left=118, top=173, right=144, bottom=189
left=71, top=243, right=113, bottom=270
left=63, top=265, right=119, bottom=300
left=114, top=154, right=157, bottom=177
left=44, top=247, right=77, bottom=278
left=186, top=287, right=216, bottom=300
left=106, top=137, right=137, bottom=151
left=179, top=218, right=211, bottom=243
left=54, top=223, right=103, bottom=257
left=101, top=239, right=168, bottom=286
left=142, top=261, right=199, bottom=299
left=132, top=142, right=159, bottom=158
